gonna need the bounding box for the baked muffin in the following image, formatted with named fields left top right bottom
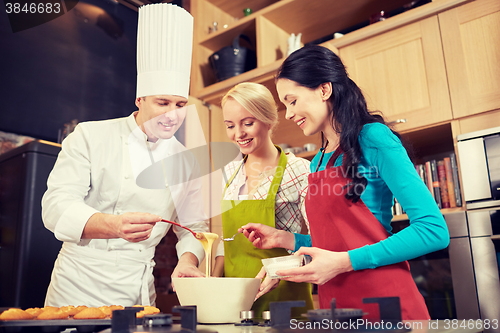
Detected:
left=59, top=305, right=81, bottom=316
left=37, top=308, right=69, bottom=320
left=135, top=306, right=160, bottom=318
left=25, top=308, right=43, bottom=318
left=76, top=305, right=88, bottom=312
left=99, top=305, right=124, bottom=318
left=0, top=308, right=34, bottom=320
left=73, top=307, right=106, bottom=320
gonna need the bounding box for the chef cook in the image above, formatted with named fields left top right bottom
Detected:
left=41, top=3, right=208, bottom=307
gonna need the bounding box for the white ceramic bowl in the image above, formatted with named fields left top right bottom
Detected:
left=172, top=277, right=260, bottom=323
left=261, top=254, right=305, bottom=278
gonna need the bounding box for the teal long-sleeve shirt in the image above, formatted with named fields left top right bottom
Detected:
left=294, top=123, right=450, bottom=271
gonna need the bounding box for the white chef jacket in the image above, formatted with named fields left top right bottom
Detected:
left=42, top=112, right=208, bottom=307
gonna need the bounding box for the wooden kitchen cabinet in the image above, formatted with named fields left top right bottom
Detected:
left=190, top=0, right=472, bottom=150
left=190, top=0, right=415, bottom=99
left=439, top=0, right=500, bottom=119
left=189, top=0, right=486, bottom=223
left=457, top=109, right=500, bottom=135
left=339, top=15, right=452, bottom=132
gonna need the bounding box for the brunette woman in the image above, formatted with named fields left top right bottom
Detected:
left=240, top=45, right=449, bottom=320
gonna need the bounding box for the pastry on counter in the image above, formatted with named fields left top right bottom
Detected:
left=37, top=307, right=69, bottom=320
left=0, top=308, right=34, bottom=320
left=99, top=305, right=124, bottom=318
left=73, top=307, right=106, bottom=320
left=25, top=307, right=43, bottom=317
left=133, top=305, right=160, bottom=318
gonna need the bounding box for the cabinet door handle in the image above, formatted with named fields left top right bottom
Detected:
left=388, top=118, right=407, bottom=125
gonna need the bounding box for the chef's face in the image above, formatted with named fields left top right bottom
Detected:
left=276, top=78, right=331, bottom=136
left=135, top=95, right=188, bottom=142
left=222, top=98, right=271, bottom=156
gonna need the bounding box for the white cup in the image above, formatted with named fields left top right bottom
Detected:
left=303, top=143, right=317, bottom=152
left=261, top=255, right=305, bottom=278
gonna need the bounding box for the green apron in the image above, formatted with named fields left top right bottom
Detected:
left=221, top=147, right=313, bottom=318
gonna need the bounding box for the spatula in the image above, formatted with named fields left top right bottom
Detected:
left=160, top=219, right=205, bottom=240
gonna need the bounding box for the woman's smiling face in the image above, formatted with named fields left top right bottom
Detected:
left=222, top=98, right=271, bottom=155
left=276, top=78, right=331, bottom=137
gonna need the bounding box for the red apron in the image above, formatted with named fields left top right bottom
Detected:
left=305, top=148, right=430, bottom=320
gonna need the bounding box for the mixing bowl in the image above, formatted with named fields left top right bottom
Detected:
left=172, top=277, right=260, bottom=323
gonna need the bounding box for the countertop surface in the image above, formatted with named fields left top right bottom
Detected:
left=197, top=320, right=485, bottom=333
left=92, top=320, right=487, bottom=333
left=1, top=317, right=488, bottom=333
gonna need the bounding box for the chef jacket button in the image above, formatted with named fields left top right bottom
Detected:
left=124, top=175, right=129, bottom=179
left=116, top=210, right=122, bottom=215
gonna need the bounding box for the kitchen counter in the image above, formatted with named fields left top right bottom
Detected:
left=3, top=303, right=490, bottom=333
left=2, top=319, right=486, bottom=333
left=198, top=320, right=485, bottom=333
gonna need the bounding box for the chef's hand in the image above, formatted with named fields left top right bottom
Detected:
left=171, top=252, right=205, bottom=291
left=82, top=212, right=159, bottom=242
left=254, top=266, right=279, bottom=300
left=116, top=212, right=159, bottom=242
left=239, top=223, right=295, bottom=251
left=276, top=247, right=353, bottom=285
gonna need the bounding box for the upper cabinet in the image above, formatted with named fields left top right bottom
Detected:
left=190, top=0, right=419, bottom=105
left=339, top=16, right=452, bottom=132
left=439, top=0, right=500, bottom=119
left=190, top=0, right=500, bottom=133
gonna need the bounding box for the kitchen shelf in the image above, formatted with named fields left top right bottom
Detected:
left=399, top=122, right=455, bottom=164
left=392, top=207, right=466, bottom=222
left=296, top=149, right=320, bottom=160
left=192, top=0, right=472, bottom=100
left=204, top=0, right=279, bottom=21
left=195, top=59, right=282, bottom=106
left=199, top=0, right=410, bottom=46
left=199, top=18, right=256, bottom=52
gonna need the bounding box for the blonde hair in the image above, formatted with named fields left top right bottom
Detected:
left=221, top=82, right=278, bottom=133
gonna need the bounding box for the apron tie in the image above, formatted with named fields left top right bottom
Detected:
left=141, top=261, right=156, bottom=306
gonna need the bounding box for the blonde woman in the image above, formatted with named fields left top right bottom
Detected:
left=213, top=82, right=313, bottom=318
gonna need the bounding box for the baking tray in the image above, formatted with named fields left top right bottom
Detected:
left=0, top=318, right=112, bottom=332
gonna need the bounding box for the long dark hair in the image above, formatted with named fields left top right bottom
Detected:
left=276, top=45, right=405, bottom=203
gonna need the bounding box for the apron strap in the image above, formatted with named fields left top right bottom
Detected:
left=326, top=147, right=343, bottom=168
left=222, top=145, right=287, bottom=201
left=222, top=159, right=245, bottom=196
left=268, top=146, right=287, bottom=201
